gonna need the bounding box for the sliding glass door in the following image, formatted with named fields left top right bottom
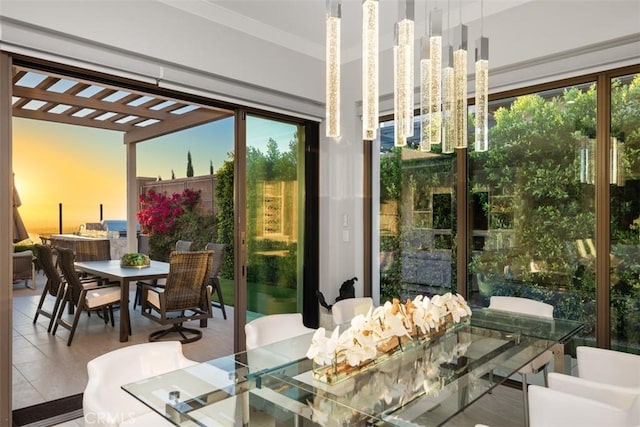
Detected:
left=245, top=114, right=305, bottom=321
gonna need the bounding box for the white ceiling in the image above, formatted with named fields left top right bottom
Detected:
left=163, top=0, right=534, bottom=63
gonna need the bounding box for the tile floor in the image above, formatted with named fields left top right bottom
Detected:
left=11, top=271, right=234, bottom=417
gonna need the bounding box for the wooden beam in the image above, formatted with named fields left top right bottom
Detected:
left=13, top=86, right=173, bottom=121
left=124, top=110, right=232, bottom=144
left=13, top=108, right=132, bottom=132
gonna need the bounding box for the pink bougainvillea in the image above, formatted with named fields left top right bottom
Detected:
left=137, top=188, right=201, bottom=235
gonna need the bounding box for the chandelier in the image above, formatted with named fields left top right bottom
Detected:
left=325, top=0, right=489, bottom=151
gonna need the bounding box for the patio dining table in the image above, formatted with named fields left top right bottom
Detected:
left=122, top=308, right=584, bottom=426
left=73, top=260, right=170, bottom=342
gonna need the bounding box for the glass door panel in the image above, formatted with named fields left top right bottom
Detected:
left=377, top=118, right=457, bottom=302
left=245, top=115, right=304, bottom=320
left=609, top=73, right=640, bottom=353
left=468, top=83, right=597, bottom=346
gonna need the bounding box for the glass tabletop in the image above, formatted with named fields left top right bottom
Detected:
left=256, top=324, right=552, bottom=426
left=470, top=307, right=584, bottom=343
left=122, top=309, right=583, bottom=426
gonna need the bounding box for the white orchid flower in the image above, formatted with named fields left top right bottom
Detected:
left=381, top=312, right=411, bottom=340
left=456, top=293, right=473, bottom=316
left=306, top=326, right=341, bottom=366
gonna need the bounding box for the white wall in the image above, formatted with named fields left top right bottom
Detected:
left=0, top=0, right=638, bottom=306
left=0, top=0, right=325, bottom=117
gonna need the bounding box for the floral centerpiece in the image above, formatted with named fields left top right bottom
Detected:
left=306, top=331, right=473, bottom=425
left=306, top=292, right=472, bottom=384
left=120, top=252, right=151, bottom=268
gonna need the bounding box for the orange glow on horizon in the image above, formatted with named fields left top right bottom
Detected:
left=13, top=118, right=126, bottom=235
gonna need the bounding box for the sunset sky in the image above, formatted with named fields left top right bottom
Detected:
left=13, top=114, right=298, bottom=235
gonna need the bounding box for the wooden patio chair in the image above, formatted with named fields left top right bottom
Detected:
left=139, top=250, right=213, bottom=343
left=32, top=243, right=65, bottom=332
left=52, top=247, right=121, bottom=346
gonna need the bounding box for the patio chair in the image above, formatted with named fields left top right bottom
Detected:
left=74, top=239, right=111, bottom=261
left=74, top=239, right=113, bottom=284
left=204, top=242, right=227, bottom=319
left=139, top=250, right=213, bottom=343
left=488, top=296, right=554, bottom=427
left=12, top=250, right=34, bottom=289
left=52, top=247, right=121, bottom=346
left=83, top=341, right=196, bottom=426
left=133, top=239, right=194, bottom=309
left=175, top=239, right=193, bottom=252
left=32, top=243, right=64, bottom=332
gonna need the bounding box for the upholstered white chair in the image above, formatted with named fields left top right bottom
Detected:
left=488, top=296, right=554, bottom=427
left=548, top=372, right=640, bottom=414
left=245, top=313, right=314, bottom=350
left=528, top=384, right=637, bottom=427
left=245, top=313, right=315, bottom=375
left=332, top=297, right=374, bottom=326
left=83, top=341, right=197, bottom=426
left=577, top=346, right=640, bottom=389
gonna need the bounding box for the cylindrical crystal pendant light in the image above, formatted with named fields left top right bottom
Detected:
left=429, top=7, right=442, bottom=145
left=326, top=0, right=341, bottom=138
left=453, top=23, right=467, bottom=149
left=441, top=0, right=454, bottom=154
left=579, top=137, right=595, bottom=184
left=475, top=36, right=489, bottom=152
left=362, top=0, right=379, bottom=141
left=610, top=137, right=625, bottom=186
left=420, top=36, right=432, bottom=151
left=394, top=28, right=407, bottom=146
left=395, top=0, right=415, bottom=143
left=474, top=0, right=489, bottom=152
left=442, top=45, right=455, bottom=154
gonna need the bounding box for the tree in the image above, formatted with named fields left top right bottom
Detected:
left=186, top=151, right=194, bottom=177
left=215, top=153, right=235, bottom=279
left=210, top=160, right=214, bottom=175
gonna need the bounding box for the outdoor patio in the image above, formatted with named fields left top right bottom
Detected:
left=11, top=270, right=234, bottom=412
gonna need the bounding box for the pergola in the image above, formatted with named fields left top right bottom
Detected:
left=11, top=65, right=233, bottom=249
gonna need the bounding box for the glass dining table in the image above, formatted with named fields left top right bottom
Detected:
left=122, top=308, right=583, bottom=426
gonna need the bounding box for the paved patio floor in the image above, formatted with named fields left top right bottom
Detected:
left=11, top=270, right=234, bottom=413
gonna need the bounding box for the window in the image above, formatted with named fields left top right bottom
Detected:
left=377, top=117, right=457, bottom=302
left=609, top=73, right=640, bottom=352
left=468, top=82, right=597, bottom=344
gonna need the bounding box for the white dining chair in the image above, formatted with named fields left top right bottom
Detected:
left=83, top=341, right=197, bottom=426
left=332, top=297, right=374, bottom=326
left=245, top=312, right=314, bottom=350
left=488, top=296, right=554, bottom=427
left=528, top=384, right=633, bottom=427
left=245, top=313, right=315, bottom=375
left=548, top=372, right=640, bottom=413
left=576, top=346, right=640, bottom=389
